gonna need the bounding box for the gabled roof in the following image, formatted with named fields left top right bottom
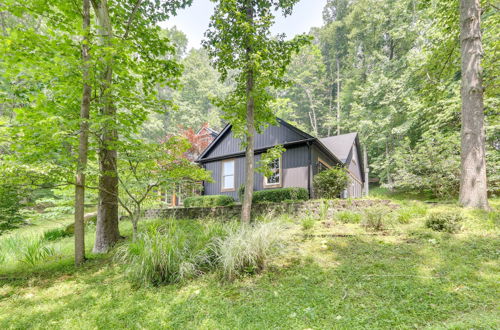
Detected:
left=196, top=122, right=232, bottom=161
left=320, top=133, right=358, bottom=163
left=196, top=118, right=316, bottom=162
left=195, top=118, right=352, bottom=171
left=320, top=132, right=364, bottom=181
left=196, top=124, right=219, bottom=138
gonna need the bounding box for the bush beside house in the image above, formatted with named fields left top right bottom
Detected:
left=184, top=195, right=235, bottom=208
left=313, top=167, right=349, bottom=199
left=253, top=187, right=309, bottom=203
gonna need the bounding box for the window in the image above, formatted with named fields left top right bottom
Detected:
left=264, top=158, right=281, bottom=188
left=222, top=160, right=235, bottom=191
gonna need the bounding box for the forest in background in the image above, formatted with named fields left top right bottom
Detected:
left=0, top=0, right=498, bottom=236
left=146, top=0, right=499, bottom=199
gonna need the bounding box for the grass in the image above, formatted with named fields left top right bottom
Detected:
left=0, top=199, right=499, bottom=329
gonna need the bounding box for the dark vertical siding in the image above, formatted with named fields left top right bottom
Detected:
left=206, top=123, right=306, bottom=158
left=311, top=145, right=337, bottom=176
left=203, top=145, right=311, bottom=200
left=348, top=144, right=362, bottom=182
left=204, top=157, right=245, bottom=200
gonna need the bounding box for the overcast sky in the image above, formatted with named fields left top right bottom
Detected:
left=160, top=0, right=327, bottom=50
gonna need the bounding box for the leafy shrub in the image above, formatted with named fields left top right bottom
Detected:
left=43, top=228, right=72, bottom=241
left=115, top=221, right=229, bottom=286
left=301, top=217, right=315, bottom=230
left=335, top=210, right=362, bottom=223
left=388, top=133, right=460, bottom=199
left=238, top=185, right=246, bottom=201
left=214, top=222, right=282, bottom=281
left=184, top=195, right=235, bottom=208
left=425, top=210, right=464, bottom=233
left=362, top=206, right=393, bottom=231
left=0, top=185, right=23, bottom=233
left=313, top=167, right=348, bottom=199
left=252, top=187, right=308, bottom=203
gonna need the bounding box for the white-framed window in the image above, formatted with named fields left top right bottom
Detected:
left=221, top=159, right=235, bottom=191
left=264, top=158, right=282, bottom=188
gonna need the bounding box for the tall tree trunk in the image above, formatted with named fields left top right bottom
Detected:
left=336, top=57, right=341, bottom=135
left=363, top=145, right=369, bottom=196
left=241, top=3, right=254, bottom=224
left=303, top=87, right=318, bottom=136
left=459, top=0, right=489, bottom=209
left=93, top=0, right=121, bottom=252
left=385, top=141, right=393, bottom=188
left=75, top=0, right=91, bottom=265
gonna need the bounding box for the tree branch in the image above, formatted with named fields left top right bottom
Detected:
left=123, top=0, right=144, bottom=39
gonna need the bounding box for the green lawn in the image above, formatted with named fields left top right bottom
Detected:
left=0, top=199, right=499, bottom=329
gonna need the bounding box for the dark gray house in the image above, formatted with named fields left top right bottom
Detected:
left=196, top=118, right=365, bottom=199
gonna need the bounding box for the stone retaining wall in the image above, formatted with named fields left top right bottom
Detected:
left=144, top=199, right=396, bottom=220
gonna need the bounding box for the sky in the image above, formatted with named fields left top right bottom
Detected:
left=160, top=0, right=327, bottom=50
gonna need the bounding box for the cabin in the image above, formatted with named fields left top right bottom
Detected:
left=196, top=118, right=365, bottom=200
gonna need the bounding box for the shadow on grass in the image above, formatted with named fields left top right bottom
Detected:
left=1, top=234, right=498, bottom=329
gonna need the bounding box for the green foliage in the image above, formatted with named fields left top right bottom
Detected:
left=0, top=185, right=23, bottom=233
left=203, top=0, right=310, bottom=142
left=119, top=137, right=211, bottom=236
left=214, top=222, right=283, bottom=281
left=301, top=217, right=316, bottom=230
left=425, top=210, right=464, bottom=233
left=313, top=167, right=348, bottom=199
left=252, top=187, right=309, bottom=204
left=396, top=203, right=428, bottom=224
left=362, top=206, right=394, bottom=231
left=184, top=195, right=235, bottom=208
left=388, top=134, right=460, bottom=199
left=335, top=210, right=362, bottom=224
left=115, top=220, right=228, bottom=286
left=238, top=185, right=246, bottom=202
left=256, top=145, right=286, bottom=178
left=43, top=228, right=72, bottom=242
left=20, top=238, right=56, bottom=266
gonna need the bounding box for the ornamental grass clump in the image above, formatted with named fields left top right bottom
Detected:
left=21, top=237, right=56, bottom=266
left=425, top=210, right=464, bottom=233
left=43, top=228, right=72, bottom=241
left=335, top=210, right=362, bottom=223
left=214, top=222, right=283, bottom=281
left=362, top=206, right=394, bottom=231
left=115, top=220, right=229, bottom=286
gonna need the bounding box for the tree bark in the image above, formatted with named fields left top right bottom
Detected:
left=241, top=3, right=255, bottom=224
left=75, top=0, right=91, bottom=266
left=336, top=57, right=341, bottom=135
left=93, top=0, right=121, bottom=252
left=363, top=145, right=369, bottom=196
left=385, top=141, right=393, bottom=188
left=303, top=87, right=318, bottom=136
left=459, top=0, right=489, bottom=209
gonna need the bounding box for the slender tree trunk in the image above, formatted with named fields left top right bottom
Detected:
left=336, top=57, right=341, bottom=135
left=241, top=3, right=255, bottom=224
left=132, top=205, right=140, bottom=241
left=75, top=0, right=91, bottom=266
left=385, top=141, right=393, bottom=188
left=93, top=0, right=121, bottom=252
left=304, top=88, right=318, bottom=136
left=363, top=145, right=369, bottom=196
left=459, top=0, right=489, bottom=209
